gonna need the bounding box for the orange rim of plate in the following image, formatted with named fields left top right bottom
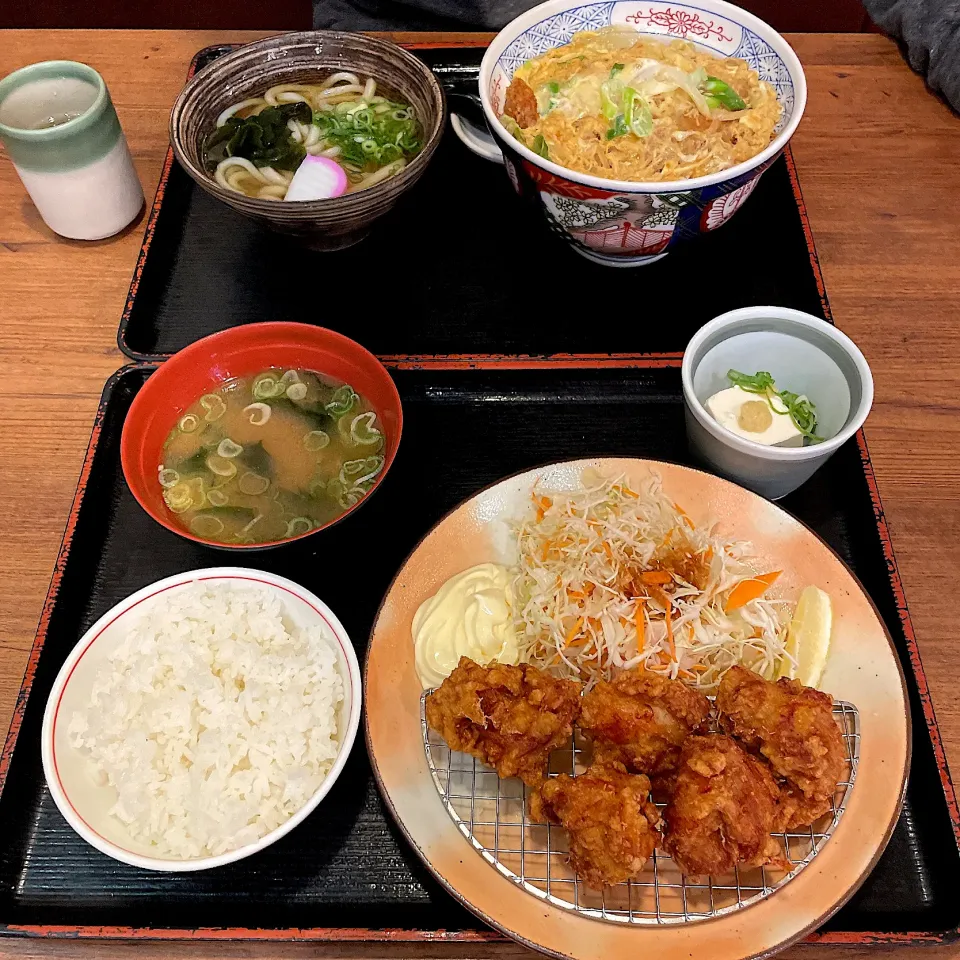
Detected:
left=364, top=457, right=910, bottom=960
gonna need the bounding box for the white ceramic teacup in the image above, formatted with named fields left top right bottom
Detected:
left=0, top=60, right=143, bottom=240
left=682, top=307, right=874, bottom=499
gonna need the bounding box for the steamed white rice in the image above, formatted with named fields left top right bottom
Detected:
left=68, top=581, right=345, bottom=859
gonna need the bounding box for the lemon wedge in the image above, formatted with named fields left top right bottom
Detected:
left=776, top=585, right=832, bottom=687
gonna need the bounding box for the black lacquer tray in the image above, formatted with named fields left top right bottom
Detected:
left=118, top=44, right=830, bottom=362
left=0, top=362, right=957, bottom=944
left=2, top=38, right=957, bottom=949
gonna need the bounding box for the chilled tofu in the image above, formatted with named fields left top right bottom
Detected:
left=705, top=386, right=804, bottom=447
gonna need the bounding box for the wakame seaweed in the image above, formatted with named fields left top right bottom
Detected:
left=204, top=102, right=313, bottom=172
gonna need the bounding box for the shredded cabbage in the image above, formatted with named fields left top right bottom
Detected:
left=511, top=471, right=791, bottom=691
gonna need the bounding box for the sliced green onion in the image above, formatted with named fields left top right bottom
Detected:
left=605, top=114, right=629, bottom=140
left=342, top=458, right=369, bottom=477
left=610, top=63, right=625, bottom=78
left=278, top=369, right=300, bottom=386
left=217, top=438, right=244, bottom=459
left=286, top=382, right=308, bottom=401
left=190, top=514, right=225, bottom=538
left=253, top=376, right=281, bottom=400
left=727, top=369, right=824, bottom=442
left=325, top=384, right=358, bottom=417
left=243, top=402, right=272, bottom=426
left=178, top=414, right=200, bottom=433
left=285, top=517, right=313, bottom=538
left=349, top=411, right=382, bottom=446
left=622, top=87, right=652, bottom=138
left=238, top=472, right=270, bottom=495
left=158, top=467, right=180, bottom=488
left=304, top=429, right=331, bottom=451
left=338, top=489, right=363, bottom=509
left=207, top=488, right=229, bottom=507
left=206, top=455, right=237, bottom=478
left=163, top=481, right=194, bottom=513
left=701, top=75, right=747, bottom=111
left=532, top=134, right=549, bottom=159
left=200, top=394, right=226, bottom=422
left=326, top=477, right=345, bottom=499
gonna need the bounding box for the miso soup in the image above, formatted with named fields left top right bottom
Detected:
left=160, top=368, right=385, bottom=544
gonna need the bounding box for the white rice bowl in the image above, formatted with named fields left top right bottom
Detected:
left=42, top=569, right=361, bottom=870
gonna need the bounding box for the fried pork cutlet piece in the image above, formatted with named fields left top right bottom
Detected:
left=663, top=735, right=787, bottom=877
left=579, top=668, right=712, bottom=777
left=502, top=76, right=539, bottom=128
left=425, top=657, right=582, bottom=787
left=535, top=762, right=661, bottom=888
left=716, top=665, right=845, bottom=829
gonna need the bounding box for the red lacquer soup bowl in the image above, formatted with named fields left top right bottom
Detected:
left=121, top=323, right=402, bottom=550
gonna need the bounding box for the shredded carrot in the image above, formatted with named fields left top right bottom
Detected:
left=640, top=570, right=673, bottom=585
left=534, top=495, right=553, bottom=523
left=678, top=668, right=695, bottom=680
left=725, top=571, right=782, bottom=612
left=564, top=617, right=584, bottom=646
left=691, top=664, right=710, bottom=674
left=566, top=588, right=587, bottom=600
left=635, top=601, right=645, bottom=649
left=602, top=541, right=613, bottom=560
left=664, top=611, right=676, bottom=661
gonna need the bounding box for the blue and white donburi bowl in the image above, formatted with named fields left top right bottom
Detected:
left=479, top=0, right=806, bottom=266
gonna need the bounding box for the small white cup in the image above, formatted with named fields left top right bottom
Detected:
left=682, top=307, right=874, bottom=500
left=0, top=60, right=144, bottom=240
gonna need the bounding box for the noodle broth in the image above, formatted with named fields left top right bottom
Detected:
left=204, top=73, right=423, bottom=201
left=160, top=368, right=386, bottom=545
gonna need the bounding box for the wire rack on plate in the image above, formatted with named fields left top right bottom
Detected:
left=421, top=694, right=859, bottom=925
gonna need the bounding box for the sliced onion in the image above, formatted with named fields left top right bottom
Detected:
left=239, top=472, right=270, bottom=495
left=285, top=517, right=313, bottom=538
left=206, top=455, right=237, bottom=478
left=304, top=429, right=330, bottom=451
left=243, top=402, right=272, bottom=426
left=200, top=394, right=226, bottom=422
left=158, top=467, right=180, bottom=488
left=178, top=414, right=200, bottom=433
left=217, top=438, right=244, bottom=459
left=241, top=512, right=263, bottom=534
left=286, top=382, right=308, bottom=401
left=207, top=489, right=229, bottom=507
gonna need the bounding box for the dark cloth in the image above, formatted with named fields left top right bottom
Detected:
left=862, top=0, right=960, bottom=111
left=312, top=0, right=538, bottom=31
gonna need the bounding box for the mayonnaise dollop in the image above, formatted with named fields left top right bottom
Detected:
left=413, top=563, right=520, bottom=689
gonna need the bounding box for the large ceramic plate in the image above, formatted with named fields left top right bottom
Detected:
left=365, top=458, right=909, bottom=960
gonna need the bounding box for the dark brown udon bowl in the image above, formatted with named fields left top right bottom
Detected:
left=170, top=32, right=446, bottom=250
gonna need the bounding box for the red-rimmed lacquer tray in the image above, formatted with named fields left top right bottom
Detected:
left=0, top=359, right=957, bottom=944
left=1, top=38, right=957, bottom=949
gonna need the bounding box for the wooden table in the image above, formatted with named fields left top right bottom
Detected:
left=1, top=27, right=959, bottom=960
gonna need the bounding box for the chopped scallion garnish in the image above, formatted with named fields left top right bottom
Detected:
left=727, top=369, right=824, bottom=442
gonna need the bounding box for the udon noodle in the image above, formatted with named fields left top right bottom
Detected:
left=500, top=28, right=781, bottom=182
left=206, top=73, right=422, bottom=200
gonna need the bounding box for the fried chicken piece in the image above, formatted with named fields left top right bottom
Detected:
left=716, top=666, right=845, bottom=829
left=579, top=668, right=712, bottom=778
left=425, top=657, right=582, bottom=787
left=502, top=76, right=539, bottom=128
left=663, top=735, right=787, bottom=876
left=535, top=763, right=661, bottom=888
